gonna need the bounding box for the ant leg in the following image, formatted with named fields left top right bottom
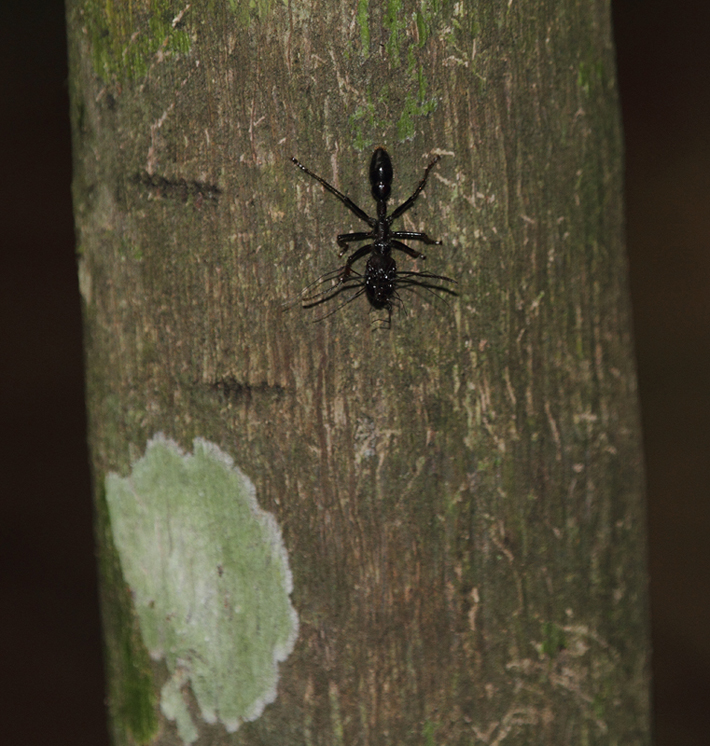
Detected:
left=391, top=230, right=441, bottom=246
left=337, top=231, right=374, bottom=255
left=340, top=244, right=373, bottom=278
left=388, top=155, right=441, bottom=222
left=291, top=157, right=376, bottom=227
left=392, top=240, right=427, bottom=260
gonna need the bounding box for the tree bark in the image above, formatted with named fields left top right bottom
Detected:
left=67, top=0, right=651, bottom=744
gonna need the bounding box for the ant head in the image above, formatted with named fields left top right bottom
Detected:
left=369, top=147, right=393, bottom=202
left=364, top=252, right=397, bottom=309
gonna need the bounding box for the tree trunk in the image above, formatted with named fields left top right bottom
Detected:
left=67, top=0, right=651, bottom=744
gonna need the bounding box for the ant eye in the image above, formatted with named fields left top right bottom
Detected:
left=292, top=149, right=456, bottom=324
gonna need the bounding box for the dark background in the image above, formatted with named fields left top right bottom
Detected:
left=1, top=1, right=707, bottom=743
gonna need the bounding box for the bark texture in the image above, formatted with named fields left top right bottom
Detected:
left=67, top=0, right=651, bottom=743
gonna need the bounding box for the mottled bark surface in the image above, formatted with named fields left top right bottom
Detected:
left=67, top=0, right=651, bottom=743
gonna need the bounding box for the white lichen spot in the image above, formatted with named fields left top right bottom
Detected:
left=161, top=670, right=199, bottom=744
left=105, top=434, right=299, bottom=743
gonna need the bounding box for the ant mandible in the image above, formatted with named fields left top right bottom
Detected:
left=291, top=148, right=456, bottom=322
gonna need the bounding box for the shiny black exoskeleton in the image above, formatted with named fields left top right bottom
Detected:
left=291, top=148, right=456, bottom=322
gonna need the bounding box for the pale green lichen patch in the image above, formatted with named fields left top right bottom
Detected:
left=105, top=434, right=299, bottom=743
left=347, top=0, right=442, bottom=145
left=84, top=0, right=191, bottom=82
left=97, top=482, right=159, bottom=745
left=356, top=0, right=370, bottom=53
left=160, top=671, right=199, bottom=744
left=383, top=0, right=407, bottom=67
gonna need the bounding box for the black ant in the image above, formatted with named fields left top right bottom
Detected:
left=291, top=148, right=457, bottom=323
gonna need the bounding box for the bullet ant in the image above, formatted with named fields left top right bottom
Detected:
left=291, top=148, right=457, bottom=323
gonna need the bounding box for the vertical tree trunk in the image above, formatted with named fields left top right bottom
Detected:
left=67, top=0, right=651, bottom=744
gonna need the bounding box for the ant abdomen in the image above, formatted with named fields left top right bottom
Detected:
left=369, top=148, right=393, bottom=202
